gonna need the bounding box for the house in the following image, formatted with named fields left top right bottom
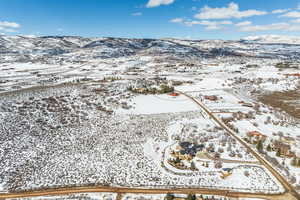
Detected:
left=179, top=142, right=192, bottom=149
left=204, top=95, right=218, bottom=101
left=220, top=168, right=233, bottom=179
left=272, top=140, right=292, bottom=156
left=247, top=131, right=267, bottom=142
left=172, top=151, right=193, bottom=161
left=167, top=158, right=187, bottom=169
left=178, top=142, right=205, bottom=158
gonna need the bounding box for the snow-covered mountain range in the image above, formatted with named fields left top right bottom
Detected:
left=1, top=35, right=300, bottom=64
left=242, top=35, right=300, bottom=45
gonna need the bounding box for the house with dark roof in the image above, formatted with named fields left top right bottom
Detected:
left=178, top=142, right=205, bottom=157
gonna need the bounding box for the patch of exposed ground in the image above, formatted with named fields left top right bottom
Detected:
left=258, top=86, right=300, bottom=119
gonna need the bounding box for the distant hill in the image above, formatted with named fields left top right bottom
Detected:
left=242, top=35, right=300, bottom=45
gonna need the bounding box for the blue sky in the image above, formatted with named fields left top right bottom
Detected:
left=1, top=0, right=300, bottom=39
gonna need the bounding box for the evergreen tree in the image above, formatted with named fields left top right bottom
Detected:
left=165, top=193, right=175, bottom=200
left=175, top=157, right=181, bottom=164
left=266, top=144, right=272, bottom=152
left=276, top=149, right=281, bottom=157
left=187, top=193, right=196, bottom=200
left=191, top=161, right=196, bottom=170
left=256, top=140, right=263, bottom=152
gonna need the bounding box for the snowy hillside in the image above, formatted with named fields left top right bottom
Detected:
left=2, top=35, right=300, bottom=65
left=242, top=35, right=300, bottom=45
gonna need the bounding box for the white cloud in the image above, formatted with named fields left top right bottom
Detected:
left=235, top=21, right=252, bottom=26
left=280, top=11, right=300, bottom=18
left=0, top=21, right=20, bottom=33
left=0, top=21, right=20, bottom=28
left=205, top=25, right=222, bottom=30
left=171, top=18, right=232, bottom=30
left=202, top=20, right=232, bottom=30
left=146, top=0, right=175, bottom=8
left=132, top=12, right=142, bottom=16
left=0, top=27, right=17, bottom=32
left=239, top=22, right=300, bottom=32
left=194, top=2, right=267, bottom=20
left=291, top=18, right=300, bottom=23
left=199, top=20, right=232, bottom=26
left=170, top=18, right=184, bottom=23
left=182, top=20, right=202, bottom=26
left=272, top=9, right=290, bottom=14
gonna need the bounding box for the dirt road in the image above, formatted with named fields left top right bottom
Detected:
left=0, top=186, right=296, bottom=200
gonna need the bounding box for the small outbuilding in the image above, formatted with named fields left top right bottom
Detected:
left=169, top=92, right=179, bottom=97
left=204, top=95, right=218, bottom=101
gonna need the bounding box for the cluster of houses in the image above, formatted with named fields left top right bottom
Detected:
left=168, top=141, right=236, bottom=179
left=247, top=131, right=300, bottom=161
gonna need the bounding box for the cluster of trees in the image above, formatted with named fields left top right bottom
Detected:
left=103, top=76, right=122, bottom=81
left=275, top=62, right=298, bottom=70
left=159, top=84, right=174, bottom=93
left=265, top=143, right=283, bottom=157
left=128, top=84, right=174, bottom=94
left=266, top=143, right=284, bottom=158
left=246, top=64, right=259, bottom=68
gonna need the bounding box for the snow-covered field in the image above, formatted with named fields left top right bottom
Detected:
left=116, top=94, right=199, bottom=115
left=0, top=35, right=300, bottom=196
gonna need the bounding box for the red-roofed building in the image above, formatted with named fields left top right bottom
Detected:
left=247, top=131, right=267, bottom=142
left=169, top=92, right=179, bottom=97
